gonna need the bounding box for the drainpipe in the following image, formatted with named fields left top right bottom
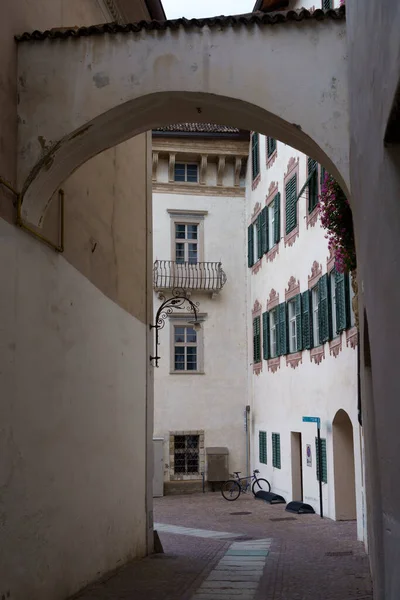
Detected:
left=245, top=405, right=251, bottom=475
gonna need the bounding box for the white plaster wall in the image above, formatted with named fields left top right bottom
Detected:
left=153, top=181, right=248, bottom=481
left=0, top=221, right=147, bottom=600
left=246, top=135, right=363, bottom=536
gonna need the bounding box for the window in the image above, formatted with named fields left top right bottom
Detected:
left=315, top=437, right=327, bottom=483
left=285, top=174, right=297, bottom=234
left=174, top=435, right=199, bottom=474
left=330, top=270, right=338, bottom=337
left=175, top=223, right=198, bottom=264
left=349, top=273, right=356, bottom=327
left=335, top=270, right=351, bottom=332
left=259, top=431, right=267, bottom=464
left=174, top=325, right=198, bottom=372
left=247, top=224, right=254, bottom=267
left=267, top=137, right=276, bottom=158
left=308, top=158, right=318, bottom=213
left=248, top=208, right=267, bottom=268
left=269, top=308, right=278, bottom=358
left=262, top=311, right=269, bottom=360
left=272, top=433, right=281, bottom=469
left=251, top=133, right=260, bottom=180
left=312, top=285, right=320, bottom=347
left=268, top=203, right=275, bottom=249
left=302, top=290, right=313, bottom=350
left=174, top=163, right=198, bottom=183
left=253, top=316, right=261, bottom=364
left=322, top=0, right=333, bottom=8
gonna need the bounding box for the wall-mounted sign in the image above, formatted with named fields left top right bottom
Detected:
left=306, top=444, right=312, bottom=467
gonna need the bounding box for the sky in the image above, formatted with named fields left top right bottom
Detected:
left=162, top=0, right=255, bottom=20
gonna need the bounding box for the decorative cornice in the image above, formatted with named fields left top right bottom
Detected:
left=329, top=335, right=342, bottom=357
left=306, top=204, right=320, bottom=228
left=346, top=326, right=359, bottom=349
left=152, top=152, right=159, bottom=182
left=252, top=173, right=261, bottom=191
left=252, top=201, right=262, bottom=221
left=268, top=357, right=280, bottom=373
left=266, top=245, right=279, bottom=263
left=252, top=258, right=263, bottom=275
left=285, top=276, right=300, bottom=301
left=104, top=0, right=124, bottom=23
left=286, top=352, right=302, bottom=369
left=252, top=299, right=263, bottom=314
left=153, top=183, right=245, bottom=197
left=253, top=362, right=263, bottom=376
left=267, top=289, right=279, bottom=311
left=266, top=181, right=279, bottom=204
left=234, top=157, right=242, bottom=187
left=217, top=156, right=226, bottom=186
left=266, top=148, right=278, bottom=169
left=310, top=346, right=325, bottom=365
left=153, top=137, right=249, bottom=158
left=285, top=156, right=299, bottom=179
left=308, top=261, right=323, bottom=289
left=327, top=246, right=335, bottom=272
left=200, top=155, right=208, bottom=185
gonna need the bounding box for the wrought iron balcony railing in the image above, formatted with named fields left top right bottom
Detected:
left=153, top=260, right=227, bottom=293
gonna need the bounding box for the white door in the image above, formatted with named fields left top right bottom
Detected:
left=153, top=438, right=164, bottom=498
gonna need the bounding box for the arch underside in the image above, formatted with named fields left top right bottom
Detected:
left=16, top=18, right=349, bottom=226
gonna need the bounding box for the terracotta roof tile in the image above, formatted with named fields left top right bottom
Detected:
left=15, top=6, right=345, bottom=42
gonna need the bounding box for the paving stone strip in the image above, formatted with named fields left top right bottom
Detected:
left=191, top=538, right=272, bottom=600
left=154, top=523, right=244, bottom=539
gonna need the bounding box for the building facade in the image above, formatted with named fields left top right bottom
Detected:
left=152, top=125, right=250, bottom=493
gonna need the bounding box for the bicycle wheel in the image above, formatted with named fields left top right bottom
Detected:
left=221, top=480, right=241, bottom=501
left=252, top=478, right=271, bottom=495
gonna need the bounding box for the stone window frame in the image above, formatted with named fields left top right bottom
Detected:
left=283, top=157, right=300, bottom=247
left=265, top=181, right=280, bottom=264
left=285, top=276, right=303, bottom=369
left=169, top=313, right=206, bottom=375
left=167, top=210, right=207, bottom=263
left=308, top=261, right=325, bottom=365
left=169, top=430, right=205, bottom=481
left=252, top=299, right=263, bottom=375
left=267, top=289, right=280, bottom=373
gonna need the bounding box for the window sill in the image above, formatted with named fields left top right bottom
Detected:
left=251, top=258, right=263, bottom=274
left=286, top=351, right=302, bottom=369
left=310, top=345, right=325, bottom=365
left=267, top=357, right=281, bottom=373
left=170, top=370, right=205, bottom=375
left=329, top=335, right=342, bottom=357
left=252, top=173, right=261, bottom=191
left=346, top=326, right=359, bottom=349
left=253, top=361, right=262, bottom=376
left=306, top=204, right=320, bottom=228
left=284, top=225, right=299, bottom=248
left=266, top=244, right=279, bottom=263
left=266, top=149, right=277, bottom=169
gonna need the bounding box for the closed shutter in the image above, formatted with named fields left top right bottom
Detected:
left=320, top=165, right=326, bottom=187
left=315, top=437, right=327, bottom=483
left=262, top=311, right=269, bottom=360
left=318, top=274, right=331, bottom=344
left=261, top=206, right=268, bottom=255
left=285, top=174, right=297, bottom=234
left=267, top=137, right=276, bottom=157
left=295, top=293, right=303, bottom=351
left=253, top=316, right=261, bottom=363
left=274, top=192, right=281, bottom=244
left=308, top=157, right=318, bottom=213
left=252, top=133, right=260, bottom=180
left=257, top=212, right=263, bottom=260
left=247, top=224, right=254, bottom=268
left=277, top=302, right=288, bottom=356
left=322, top=0, right=333, bottom=8
left=272, top=433, right=281, bottom=469
left=259, top=431, right=267, bottom=464
left=335, top=270, right=350, bottom=331
left=302, top=290, right=313, bottom=350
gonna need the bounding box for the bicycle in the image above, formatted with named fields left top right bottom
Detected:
left=221, top=469, right=271, bottom=501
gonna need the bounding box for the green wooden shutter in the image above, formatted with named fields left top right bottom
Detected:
left=262, top=311, right=269, bottom=360
left=302, top=290, right=313, bottom=350
left=308, top=157, right=318, bottom=213
left=277, top=302, right=288, bottom=356
left=261, top=206, right=268, bottom=255
left=274, top=192, right=281, bottom=244
left=315, top=438, right=327, bottom=483
left=252, top=133, right=260, bottom=180
left=267, top=137, right=276, bottom=157
left=253, top=316, right=261, bottom=363
left=247, top=225, right=254, bottom=268
left=318, top=274, right=330, bottom=344
left=295, top=293, right=303, bottom=351
left=259, top=431, right=267, bottom=464
left=322, top=0, right=333, bottom=9
left=272, top=433, right=281, bottom=469
left=335, top=270, right=350, bottom=332
left=256, top=213, right=263, bottom=260
left=285, top=174, right=297, bottom=234
left=320, top=165, right=326, bottom=188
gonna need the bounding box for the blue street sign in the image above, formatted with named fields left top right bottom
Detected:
left=302, top=416, right=321, bottom=428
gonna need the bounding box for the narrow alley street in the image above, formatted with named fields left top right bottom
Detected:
left=74, top=493, right=372, bottom=600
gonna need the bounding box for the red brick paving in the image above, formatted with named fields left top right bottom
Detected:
left=74, top=492, right=372, bottom=600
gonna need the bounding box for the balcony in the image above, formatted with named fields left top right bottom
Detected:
left=153, top=260, right=227, bottom=295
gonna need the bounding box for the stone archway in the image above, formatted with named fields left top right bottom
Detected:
left=332, top=409, right=357, bottom=521
left=15, top=7, right=348, bottom=226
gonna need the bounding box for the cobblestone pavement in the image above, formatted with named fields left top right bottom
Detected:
left=75, top=492, right=372, bottom=600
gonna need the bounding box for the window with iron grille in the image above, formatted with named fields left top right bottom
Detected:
left=175, top=222, right=198, bottom=264
left=174, top=163, right=199, bottom=183
left=174, top=435, right=200, bottom=474
left=174, top=325, right=198, bottom=372
left=315, top=437, right=328, bottom=483
left=272, top=433, right=281, bottom=469
left=259, top=431, right=267, bottom=464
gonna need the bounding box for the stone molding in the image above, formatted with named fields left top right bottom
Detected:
left=283, top=157, right=300, bottom=247
left=327, top=247, right=335, bottom=273
left=153, top=138, right=249, bottom=158
left=153, top=183, right=246, bottom=197
left=104, top=0, right=124, bottom=23
left=266, top=245, right=279, bottom=263
left=268, top=357, right=281, bottom=373
left=235, top=157, right=243, bottom=187
left=252, top=299, right=263, bottom=314
left=306, top=204, right=320, bottom=228
left=346, top=326, right=359, bottom=349
left=252, top=172, right=261, bottom=191
left=285, top=276, right=300, bottom=301
left=310, top=345, right=325, bottom=365
left=251, top=201, right=262, bottom=222
left=217, top=156, right=226, bottom=186
left=200, top=155, right=208, bottom=185
left=168, top=153, right=176, bottom=183
left=252, top=258, right=263, bottom=274
left=266, top=181, right=279, bottom=204
left=329, top=335, right=342, bottom=357
left=152, top=151, right=159, bottom=182
left=266, top=137, right=278, bottom=169
left=308, top=260, right=323, bottom=289
left=267, top=289, right=279, bottom=311
left=286, top=352, right=302, bottom=369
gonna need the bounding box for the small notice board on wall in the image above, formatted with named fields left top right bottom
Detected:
left=306, top=444, right=312, bottom=467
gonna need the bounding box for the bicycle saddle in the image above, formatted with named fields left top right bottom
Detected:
left=234, top=471, right=241, bottom=476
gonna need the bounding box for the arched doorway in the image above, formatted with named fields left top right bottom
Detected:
left=332, top=409, right=357, bottom=521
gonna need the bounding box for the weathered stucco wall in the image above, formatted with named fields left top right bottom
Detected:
left=347, top=2, right=400, bottom=598
left=0, top=2, right=153, bottom=599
